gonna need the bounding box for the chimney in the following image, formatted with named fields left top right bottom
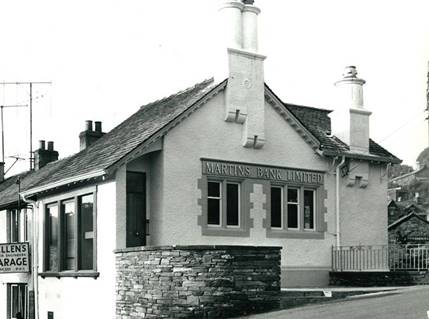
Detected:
left=220, top=0, right=266, bottom=149
left=34, top=140, right=59, bottom=170
left=0, top=162, right=4, bottom=182
left=334, top=66, right=371, bottom=154
left=79, top=120, right=105, bottom=150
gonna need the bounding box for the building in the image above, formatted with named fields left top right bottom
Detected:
left=388, top=211, right=429, bottom=245
left=0, top=1, right=400, bottom=318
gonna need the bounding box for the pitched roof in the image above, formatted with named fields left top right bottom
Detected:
left=0, top=78, right=400, bottom=207
left=388, top=211, right=429, bottom=229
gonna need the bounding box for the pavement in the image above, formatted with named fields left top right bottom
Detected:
left=242, top=285, right=429, bottom=319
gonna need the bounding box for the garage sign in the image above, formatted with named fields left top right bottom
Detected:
left=0, top=242, right=30, bottom=273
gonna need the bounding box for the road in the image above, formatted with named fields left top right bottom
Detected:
left=245, top=286, right=429, bottom=319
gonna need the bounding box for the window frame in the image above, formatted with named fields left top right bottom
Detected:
left=7, top=208, right=29, bottom=243
left=41, top=186, right=98, bottom=278
left=268, top=183, right=321, bottom=238
left=207, top=181, right=222, bottom=227
left=202, top=177, right=247, bottom=236
left=286, top=186, right=300, bottom=230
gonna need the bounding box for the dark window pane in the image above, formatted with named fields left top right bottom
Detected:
left=127, top=171, right=145, bottom=193
left=271, top=187, right=282, bottom=228
left=62, top=201, right=76, bottom=270
left=79, top=194, right=94, bottom=270
left=287, top=204, right=298, bottom=229
left=288, top=188, right=298, bottom=203
left=208, top=198, right=220, bottom=225
left=47, top=204, right=58, bottom=271
left=304, top=190, right=315, bottom=229
left=226, top=183, right=239, bottom=226
left=208, top=181, right=220, bottom=197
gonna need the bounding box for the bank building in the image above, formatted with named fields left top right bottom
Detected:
left=0, top=1, right=400, bottom=318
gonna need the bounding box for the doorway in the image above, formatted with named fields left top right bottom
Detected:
left=126, top=171, right=147, bottom=247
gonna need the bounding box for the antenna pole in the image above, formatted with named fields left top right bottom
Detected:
left=30, top=83, right=33, bottom=170
left=1, top=106, right=4, bottom=163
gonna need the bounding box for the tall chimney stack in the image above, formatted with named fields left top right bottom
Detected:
left=79, top=120, right=105, bottom=150
left=334, top=66, right=371, bottom=154
left=220, top=0, right=266, bottom=149
left=34, top=140, right=59, bottom=170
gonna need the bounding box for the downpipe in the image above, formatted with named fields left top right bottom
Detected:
left=335, top=156, right=346, bottom=248
left=21, top=194, right=39, bottom=319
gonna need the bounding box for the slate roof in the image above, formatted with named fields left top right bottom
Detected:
left=388, top=212, right=429, bottom=229
left=0, top=78, right=400, bottom=208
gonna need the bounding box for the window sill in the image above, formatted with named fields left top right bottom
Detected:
left=39, top=271, right=99, bottom=279
left=202, top=226, right=250, bottom=237
left=267, top=229, right=324, bottom=239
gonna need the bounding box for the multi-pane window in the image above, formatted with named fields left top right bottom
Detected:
left=287, top=188, right=299, bottom=229
left=45, top=193, right=95, bottom=272
left=7, top=209, right=29, bottom=243
left=270, top=186, right=317, bottom=231
left=207, top=181, right=240, bottom=227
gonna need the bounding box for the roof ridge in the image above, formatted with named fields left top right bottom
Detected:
left=139, top=78, right=214, bottom=110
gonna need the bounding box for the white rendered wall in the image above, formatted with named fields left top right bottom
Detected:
left=158, top=92, right=336, bottom=275
left=37, top=181, right=117, bottom=319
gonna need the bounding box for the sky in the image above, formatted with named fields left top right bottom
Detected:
left=0, top=0, right=428, bottom=176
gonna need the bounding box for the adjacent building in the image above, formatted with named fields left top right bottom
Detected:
left=0, top=1, right=400, bottom=318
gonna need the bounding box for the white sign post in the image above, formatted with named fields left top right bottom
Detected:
left=0, top=242, right=30, bottom=273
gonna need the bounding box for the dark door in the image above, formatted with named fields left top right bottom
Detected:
left=8, top=283, right=27, bottom=319
left=126, top=171, right=147, bottom=247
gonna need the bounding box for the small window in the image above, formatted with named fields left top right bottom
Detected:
left=270, top=186, right=283, bottom=228
left=207, top=181, right=221, bottom=226
left=287, top=188, right=299, bottom=229
left=304, top=189, right=315, bottom=230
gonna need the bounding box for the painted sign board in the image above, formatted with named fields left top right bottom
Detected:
left=0, top=242, right=30, bottom=273
left=202, top=159, right=324, bottom=185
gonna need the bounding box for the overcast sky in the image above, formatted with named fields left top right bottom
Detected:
left=0, top=0, right=428, bottom=176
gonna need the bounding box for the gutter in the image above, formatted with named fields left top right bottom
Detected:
left=21, top=194, right=39, bottom=319
left=20, top=169, right=105, bottom=198
left=335, top=156, right=346, bottom=247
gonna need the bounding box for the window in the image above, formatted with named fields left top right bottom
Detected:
left=44, top=191, right=96, bottom=275
left=207, top=181, right=240, bottom=228
left=7, top=284, right=27, bottom=319
left=7, top=208, right=29, bottom=243
left=270, top=186, right=318, bottom=233
left=270, top=186, right=282, bottom=228
left=287, top=188, right=299, bottom=229
left=303, top=189, right=315, bottom=230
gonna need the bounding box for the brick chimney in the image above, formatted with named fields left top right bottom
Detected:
left=79, top=120, right=105, bottom=151
left=34, top=140, right=59, bottom=170
left=334, top=66, right=371, bottom=154
left=220, top=0, right=266, bottom=149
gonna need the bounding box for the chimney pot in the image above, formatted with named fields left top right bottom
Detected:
left=94, top=121, right=102, bottom=133
left=39, top=140, right=46, bottom=150
left=47, top=141, right=54, bottom=151
left=85, top=120, right=93, bottom=131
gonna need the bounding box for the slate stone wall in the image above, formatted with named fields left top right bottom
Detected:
left=330, top=271, right=429, bottom=286
left=115, top=245, right=281, bottom=319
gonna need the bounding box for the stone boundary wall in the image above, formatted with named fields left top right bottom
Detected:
left=115, top=245, right=281, bottom=318
left=330, top=271, right=429, bottom=286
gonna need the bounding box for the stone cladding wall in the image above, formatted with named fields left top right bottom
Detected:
left=330, top=271, right=429, bottom=286
left=115, top=245, right=281, bottom=319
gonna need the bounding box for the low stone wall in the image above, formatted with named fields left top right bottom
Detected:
left=330, top=271, right=429, bottom=286
left=115, top=245, right=281, bottom=319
